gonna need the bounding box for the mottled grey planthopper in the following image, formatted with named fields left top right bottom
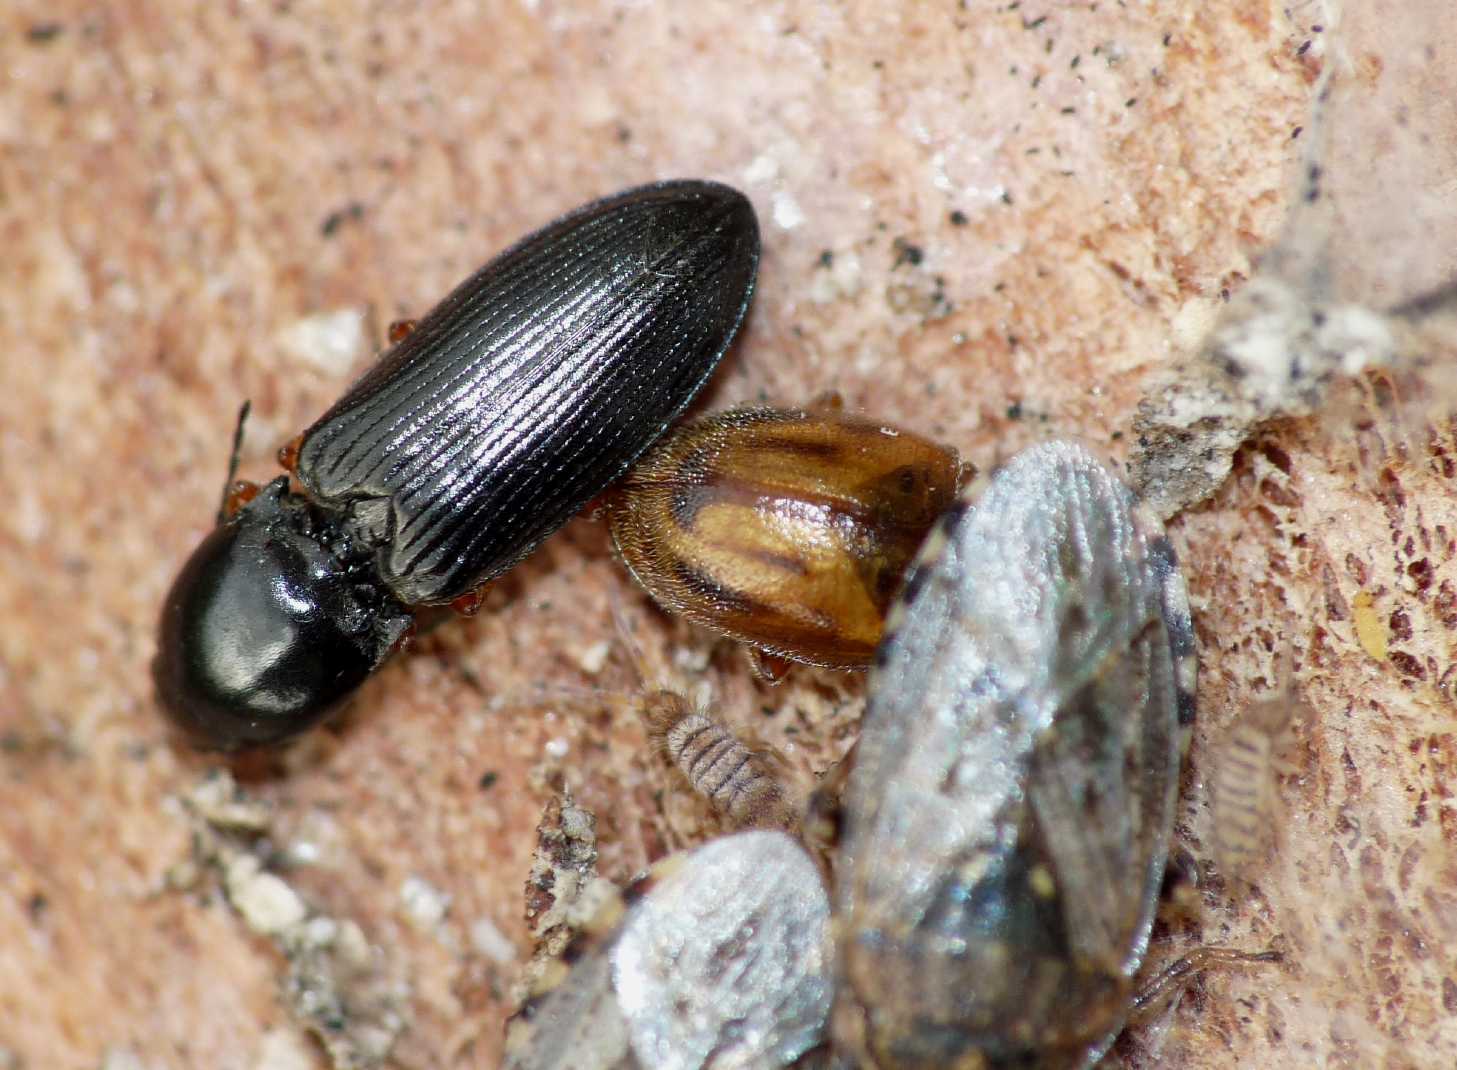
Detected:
left=831, top=439, right=1195, bottom=1069
left=503, top=830, right=833, bottom=1070
left=154, top=180, right=760, bottom=748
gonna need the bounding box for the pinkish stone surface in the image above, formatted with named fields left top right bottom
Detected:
left=2, top=2, right=1454, bottom=1068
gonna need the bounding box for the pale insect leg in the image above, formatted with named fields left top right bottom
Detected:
left=1128, top=946, right=1283, bottom=1026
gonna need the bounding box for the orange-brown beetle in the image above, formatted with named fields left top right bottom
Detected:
left=604, top=401, right=967, bottom=678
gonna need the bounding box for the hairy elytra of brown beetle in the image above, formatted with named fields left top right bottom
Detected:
left=605, top=402, right=967, bottom=673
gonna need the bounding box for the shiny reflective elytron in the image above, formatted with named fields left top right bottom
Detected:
left=504, top=830, right=832, bottom=1070
left=832, top=439, right=1191, bottom=1070
left=155, top=181, right=759, bottom=748
left=607, top=403, right=965, bottom=675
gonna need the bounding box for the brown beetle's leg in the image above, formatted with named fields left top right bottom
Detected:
left=451, top=584, right=492, bottom=617
left=747, top=648, right=794, bottom=684
left=220, top=479, right=262, bottom=520
left=276, top=432, right=304, bottom=475
left=1128, top=946, right=1283, bottom=1025
left=954, top=457, right=980, bottom=489
left=578, top=484, right=620, bottom=522
left=387, top=318, right=418, bottom=344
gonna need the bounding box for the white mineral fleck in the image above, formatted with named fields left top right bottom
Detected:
left=226, top=857, right=308, bottom=935
left=400, top=875, right=451, bottom=930
left=276, top=308, right=366, bottom=376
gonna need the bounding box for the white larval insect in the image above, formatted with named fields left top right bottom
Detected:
left=1208, top=667, right=1305, bottom=891
left=638, top=687, right=799, bottom=833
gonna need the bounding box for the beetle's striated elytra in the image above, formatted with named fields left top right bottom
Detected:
left=606, top=402, right=966, bottom=677
left=154, top=180, right=760, bottom=748
left=833, top=439, right=1192, bottom=1070
left=504, top=830, right=832, bottom=1070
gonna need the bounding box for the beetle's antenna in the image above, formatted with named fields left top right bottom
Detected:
left=608, top=598, right=647, bottom=685
left=217, top=400, right=252, bottom=524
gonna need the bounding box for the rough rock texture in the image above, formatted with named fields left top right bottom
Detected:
left=1130, top=0, right=1457, bottom=520
left=3, top=2, right=1454, bottom=1068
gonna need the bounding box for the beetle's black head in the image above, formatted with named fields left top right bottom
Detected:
left=154, top=477, right=414, bottom=749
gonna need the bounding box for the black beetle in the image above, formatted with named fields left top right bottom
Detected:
left=155, top=180, right=760, bottom=749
